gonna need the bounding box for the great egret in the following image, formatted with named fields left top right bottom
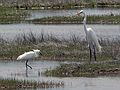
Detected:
left=17, top=49, right=42, bottom=71
left=76, top=10, right=102, bottom=61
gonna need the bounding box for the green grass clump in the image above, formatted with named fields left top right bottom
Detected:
left=28, top=15, right=120, bottom=24
left=45, top=60, right=120, bottom=77
left=0, top=7, right=28, bottom=24
left=0, top=78, right=64, bottom=89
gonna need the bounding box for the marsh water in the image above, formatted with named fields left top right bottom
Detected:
left=27, top=8, right=120, bottom=19
left=0, top=24, right=120, bottom=40
left=1, top=60, right=120, bottom=90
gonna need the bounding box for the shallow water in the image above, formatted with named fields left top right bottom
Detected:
left=27, top=8, right=120, bottom=19
left=1, top=60, right=120, bottom=90
left=0, top=24, right=119, bottom=40
left=0, top=60, right=59, bottom=79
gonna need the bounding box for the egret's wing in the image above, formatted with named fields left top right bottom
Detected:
left=17, top=51, right=35, bottom=60
left=87, top=28, right=102, bottom=52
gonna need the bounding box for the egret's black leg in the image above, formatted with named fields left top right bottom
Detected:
left=25, top=60, right=32, bottom=77
left=26, top=60, right=28, bottom=70
left=25, top=60, right=28, bottom=77
left=89, top=46, right=92, bottom=61
left=27, top=64, right=32, bottom=69
left=25, top=68, right=28, bottom=77
left=93, top=45, right=96, bottom=61
left=26, top=60, right=32, bottom=69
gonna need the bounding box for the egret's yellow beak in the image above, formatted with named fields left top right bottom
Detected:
left=76, top=12, right=80, bottom=16
left=76, top=10, right=83, bottom=16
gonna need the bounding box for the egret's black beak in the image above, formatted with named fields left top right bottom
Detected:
left=39, top=52, right=42, bottom=55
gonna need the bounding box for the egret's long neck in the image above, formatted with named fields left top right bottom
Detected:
left=34, top=52, right=39, bottom=57
left=83, top=13, right=87, bottom=35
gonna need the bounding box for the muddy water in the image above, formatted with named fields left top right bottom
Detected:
left=0, top=60, right=120, bottom=90
left=0, top=24, right=119, bottom=40
left=0, top=60, right=59, bottom=79
left=27, top=8, right=120, bottom=19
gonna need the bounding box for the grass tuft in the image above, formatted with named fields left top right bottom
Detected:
left=0, top=78, right=64, bottom=89
left=28, top=15, right=120, bottom=24
left=45, top=60, right=120, bottom=77
left=0, top=32, right=119, bottom=61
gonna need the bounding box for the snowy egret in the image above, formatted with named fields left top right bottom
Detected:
left=17, top=49, right=42, bottom=71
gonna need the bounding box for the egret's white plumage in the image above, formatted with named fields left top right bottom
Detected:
left=76, top=10, right=102, bottom=61
left=17, top=49, right=41, bottom=60
left=87, top=28, right=102, bottom=52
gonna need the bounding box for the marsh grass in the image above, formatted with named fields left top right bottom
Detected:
left=28, top=15, right=120, bottom=24
left=0, top=0, right=119, bottom=10
left=0, top=7, right=29, bottom=24
left=0, top=32, right=120, bottom=61
left=0, top=78, right=64, bottom=89
left=45, top=60, right=120, bottom=77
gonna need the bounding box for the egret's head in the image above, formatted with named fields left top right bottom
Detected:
left=33, top=49, right=42, bottom=55
left=76, top=10, right=84, bottom=16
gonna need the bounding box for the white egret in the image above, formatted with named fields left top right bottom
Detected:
left=76, top=10, right=102, bottom=61
left=17, top=49, right=42, bottom=71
